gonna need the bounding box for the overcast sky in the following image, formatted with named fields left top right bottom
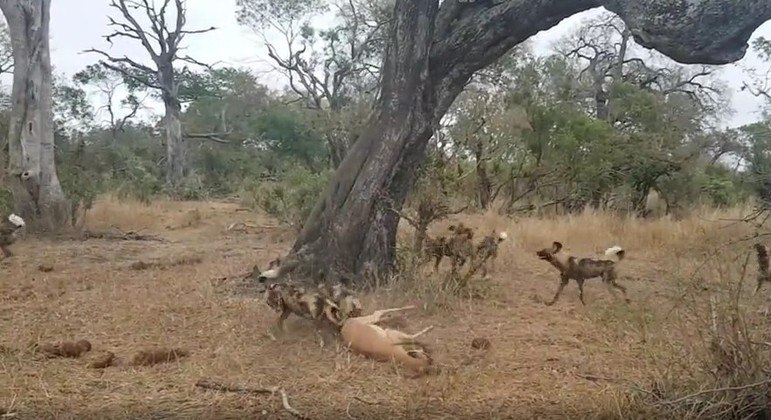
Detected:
left=41, top=1, right=771, bottom=129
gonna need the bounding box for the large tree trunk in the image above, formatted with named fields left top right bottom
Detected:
left=288, top=0, right=439, bottom=279
left=1, top=0, right=70, bottom=231
left=160, top=68, right=186, bottom=186
left=281, top=0, right=771, bottom=282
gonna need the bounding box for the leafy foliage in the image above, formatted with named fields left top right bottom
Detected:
left=243, top=165, right=332, bottom=230
left=0, top=8, right=764, bottom=225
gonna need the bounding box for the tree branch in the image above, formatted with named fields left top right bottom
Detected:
left=82, top=48, right=156, bottom=76
left=430, top=0, right=770, bottom=118
left=184, top=131, right=232, bottom=144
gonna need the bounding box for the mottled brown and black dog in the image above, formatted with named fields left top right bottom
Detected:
left=256, top=258, right=363, bottom=346
left=424, top=223, right=476, bottom=272
left=474, top=230, right=508, bottom=276
left=536, top=242, right=629, bottom=306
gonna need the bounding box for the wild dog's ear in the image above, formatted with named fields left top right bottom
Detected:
left=552, top=242, right=563, bottom=252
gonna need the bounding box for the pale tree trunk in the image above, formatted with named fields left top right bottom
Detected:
left=159, top=66, right=186, bottom=186
left=281, top=0, right=771, bottom=282
left=1, top=0, right=70, bottom=232
left=163, top=96, right=186, bottom=185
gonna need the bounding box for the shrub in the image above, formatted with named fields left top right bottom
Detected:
left=242, top=166, right=331, bottom=230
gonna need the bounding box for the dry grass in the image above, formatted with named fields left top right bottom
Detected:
left=1, top=195, right=769, bottom=418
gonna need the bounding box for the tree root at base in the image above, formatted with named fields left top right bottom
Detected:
left=195, top=379, right=307, bottom=419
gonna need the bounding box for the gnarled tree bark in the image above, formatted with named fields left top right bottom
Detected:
left=1, top=0, right=71, bottom=231
left=280, top=0, right=771, bottom=282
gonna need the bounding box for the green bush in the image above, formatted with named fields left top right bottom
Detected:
left=163, top=174, right=210, bottom=201
left=242, top=166, right=331, bottom=230
left=110, top=155, right=163, bottom=204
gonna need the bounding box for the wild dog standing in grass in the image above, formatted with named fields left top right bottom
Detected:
left=324, top=305, right=434, bottom=374
left=753, top=243, right=770, bottom=295
left=474, top=230, right=508, bottom=276
left=257, top=258, right=363, bottom=346
left=0, top=213, right=25, bottom=258
left=263, top=281, right=341, bottom=347
left=536, top=242, right=630, bottom=306
left=257, top=257, right=363, bottom=320
left=424, top=223, right=475, bottom=273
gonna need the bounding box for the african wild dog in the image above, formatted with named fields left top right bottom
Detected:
left=424, top=223, right=476, bottom=272
left=257, top=258, right=363, bottom=317
left=536, top=242, right=629, bottom=306
left=263, top=281, right=340, bottom=346
left=754, top=243, right=770, bottom=295
left=256, top=258, right=363, bottom=345
left=0, top=213, right=25, bottom=258
left=474, top=230, right=508, bottom=276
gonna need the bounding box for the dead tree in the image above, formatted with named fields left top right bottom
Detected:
left=0, top=0, right=71, bottom=231
left=85, top=0, right=216, bottom=186
left=273, top=0, right=771, bottom=283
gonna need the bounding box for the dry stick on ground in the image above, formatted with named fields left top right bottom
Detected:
left=81, top=227, right=164, bottom=242
left=195, top=379, right=307, bottom=419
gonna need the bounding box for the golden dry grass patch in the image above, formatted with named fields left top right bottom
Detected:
left=0, top=196, right=769, bottom=418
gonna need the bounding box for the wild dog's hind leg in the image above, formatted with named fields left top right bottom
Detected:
left=576, top=279, right=586, bottom=305
left=266, top=306, right=291, bottom=340
left=0, top=245, right=11, bottom=258
left=546, top=274, right=570, bottom=306
left=314, top=319, right=336, bottom=350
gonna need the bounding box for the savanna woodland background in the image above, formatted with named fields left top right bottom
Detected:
left=1, top=0, right=771, bottom=418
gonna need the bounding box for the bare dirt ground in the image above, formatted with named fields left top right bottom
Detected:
left=1, top=197, right=768, bottom=419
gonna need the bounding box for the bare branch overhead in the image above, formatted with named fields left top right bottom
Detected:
left=237, top=0, right=387, bottom=110
left=85, top=0, right=217, bottom=95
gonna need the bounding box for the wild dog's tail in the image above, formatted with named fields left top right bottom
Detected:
left=256, top=267, right=280, bottom=282
left=498, top=231, right=508, bottom=241
left=7, top=213, right=25, bottom=228
left=604, top=245, right=625, bottom=262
